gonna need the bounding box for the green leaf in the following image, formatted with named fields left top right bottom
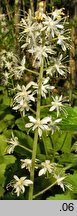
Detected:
left=61, top=133, right=72, bottom=153
left=4, top=114, right=14, bottom=121
left=0, top=187, right=5, bottom=197
left=47, top=193, right=72, bottom=200
left=0, top=155, right=16, bottom=198
left=51, top=131, right=72, bottom=152
left=0, top=120, right=7, bottom=133
left=15, top=118, right=26, bottom=131
left=0, top=134, right=16, bottom=198
left=67, top=174, right=77, bottom=194
left=14, top=130, right=40, bottom=154
left=2, top=91, right=11, bottom=106
left=58, top=153, right=77, bottom=164
left=61, top=106, right=77, bottom=131
left=0, top=134, right=7, bottom=155
left=42, top=132, right=53, bottom=155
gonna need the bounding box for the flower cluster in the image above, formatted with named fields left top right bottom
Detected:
left=19, top=8, right=70, bottom=70
left=5, top=8, right=71, bottom=198
left=9, top=160, right=72, bottom=196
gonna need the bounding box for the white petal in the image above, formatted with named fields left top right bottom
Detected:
left=21, top=185, right=25, bottom=193
left=43, top=77, right=49, bottom=85
left=38, top=128, right=42, bottom=137
left=25, top=82, right=33, bottom=90
left=41, top=117, right=51, bottom=124
left=32, top=125, right=38, bottom=131
left=49, top=106, right=55, bottom=112
left=28, top=116, right=36, bottom=123
left=21, top=176, right=27, bottom=180
left=38, top=168, right=46, bottom=176
left=24, top=180, right=33, bottom=186
left=25, top=123, right=33, bottom=128
left=16, top=188, right=20, bottom=196
left=55, top=118, right=62, bottom=123
left=14, top=175, right=19, bottom=181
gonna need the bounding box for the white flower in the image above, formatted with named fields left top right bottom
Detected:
left=42, top=15, right=63, bottom=38
left=5, top=61, right=12, bottom=70
left=13, top=83, right=35, bottom=115
left=49, top=117, right=62, bottom=134
left=57, top=30, right=70, bottom=51
left=7, top=133, right=19, bottom=154
left=46, top=54, right=67, bottom=76
left=49, top=95, right=63, bottom=117
left=14, top=56, right=26, bottom=79
left=54, top=174, right=66, bottom=191
left=38, top=160, right=56, bottom=176
left=13, top=175, right=33, bottom=196
left=2, top=71, right=9, bottom=85
left=25, top=116, right=51, bottom=137
left=13, top=99, right=30, bottom=116
left=28, top=45, right=55, bottom=66
left=52, top=8, right=64, bottom=20
left=32, top=78, right=54, bottom=98
left=41, top=78, right=54, bottom=98
left=20, top=10, right=38, bottom=49
left=54, top=174, right=73, bottom=191
left=14, top=83, right=35, bottom=102
left=21, top=159, right=32, bottom=171
left=21, top=158, right=38, bottom=171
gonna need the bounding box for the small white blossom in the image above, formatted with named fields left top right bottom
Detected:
left=42, top=15, right=63, bottom=38
left=14, top=56, right=26, bottom=79
left=13, top=83, right=35, bottom=115
left=13, top=175, right=33, bottom=196
left=52, top=8, right=64, bottom=20
left=49, top=117, right=62, bottom=134
left=54, top=174, right=73, bottom=191
left=57, top=30, right=70, bottom=51
left=32, top=77, right=54, bottom=98
left=21, top=159, right=32, bottom=171
left=7, top=133, right=19, bottom=154
left=25, top=116, right=51, bottom=137
left=13, top=99, right=30, bottom=116
left=21, top=158, right=38, bottom=171
left=5, top=61, right=12, bottom=70
left=28, top=45, right=55, bottom=66
left=49, top=95, right=63, bottom=117
left=38, top=160, right=56, bottom=176
left=54, top=174, right=66, bottom=191
left=46, top=54, right=67, bottom=76
left=2, top=71, right=9, bottom=85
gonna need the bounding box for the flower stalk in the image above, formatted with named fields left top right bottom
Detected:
left=29, top=58, right=44, bottom=200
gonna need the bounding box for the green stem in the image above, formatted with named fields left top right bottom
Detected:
left=41, top=104, right=52, bottom=109
left=19, top=144, right=32, bottom=153
left=30, top=0, right=34, bottom=16
left=33, top=180, right=58, bottom=199
left=28, top=59, right=44, bottom=200
left=25, top=68, right=39, bottom=76
left=29, top=107, right=36, bottom=115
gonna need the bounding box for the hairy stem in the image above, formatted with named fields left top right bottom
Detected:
left=28, top=59, right=44, bottom=200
